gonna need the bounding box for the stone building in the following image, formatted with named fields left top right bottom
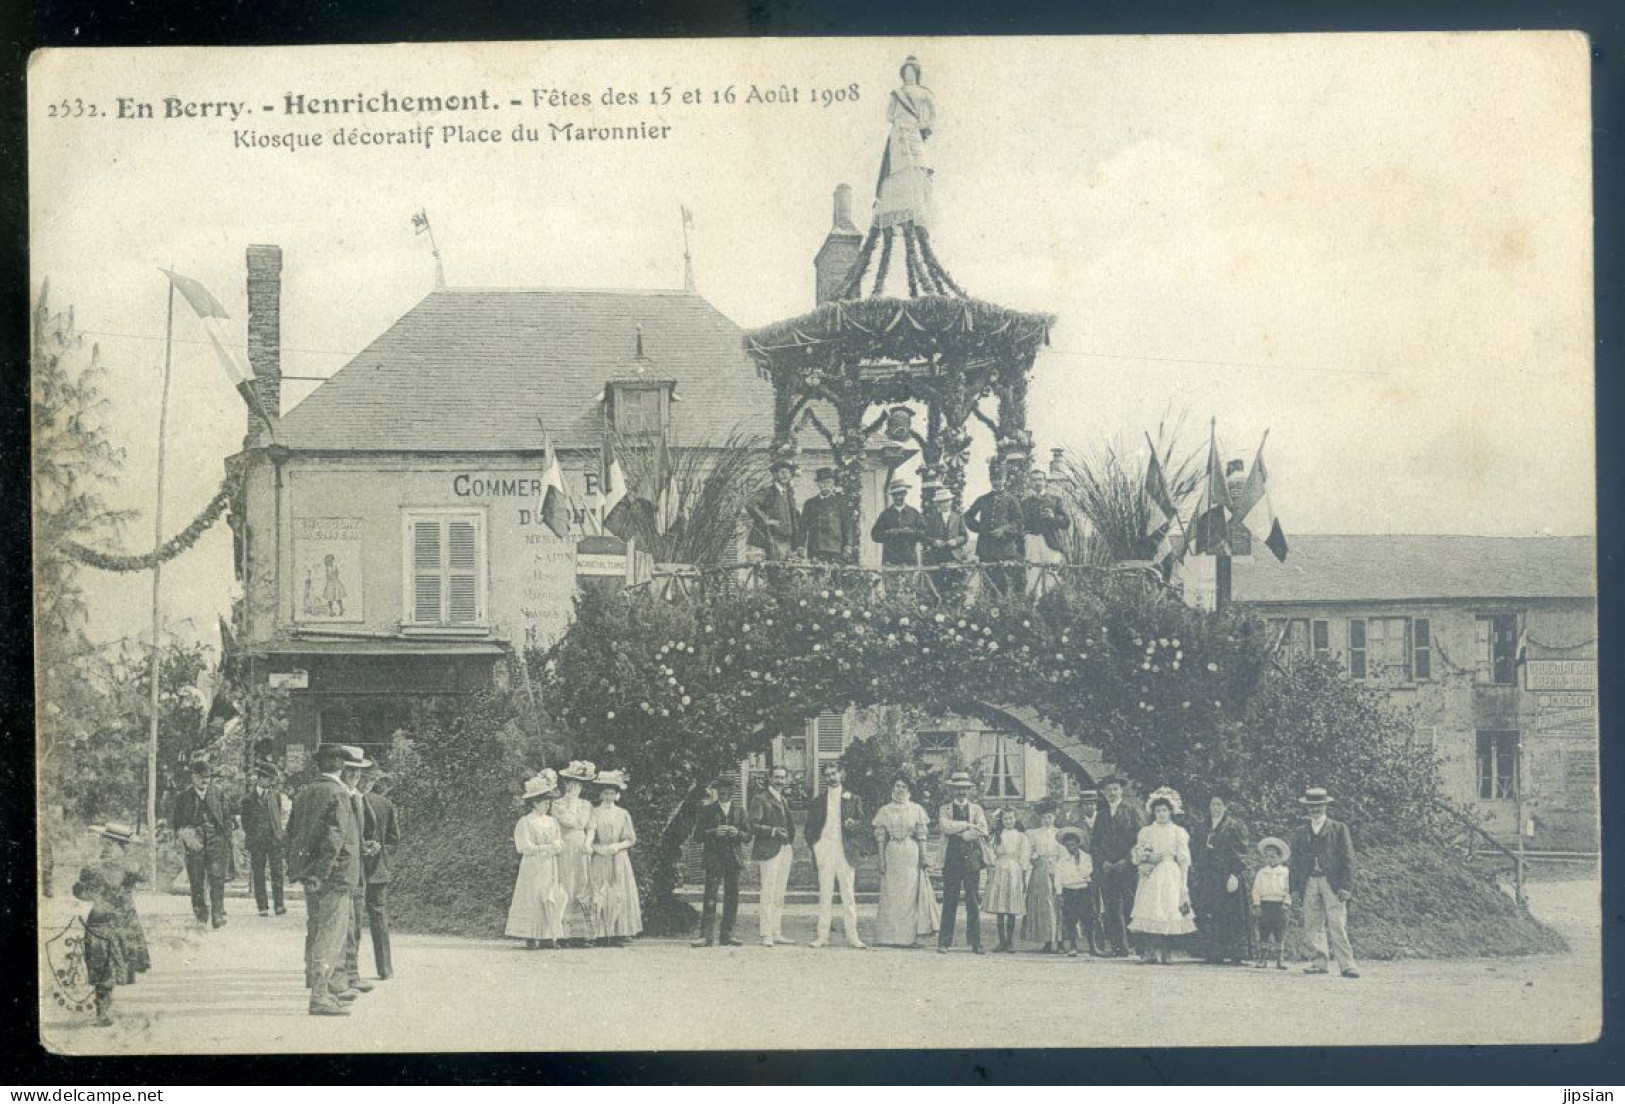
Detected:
left=1233, top=534, right=1598, bottom=852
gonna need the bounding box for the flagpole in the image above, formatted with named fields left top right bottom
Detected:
left=146, top=273, right=177, bottom=887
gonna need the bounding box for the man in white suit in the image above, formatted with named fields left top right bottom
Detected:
left=804, top=762, right=867, bottom=949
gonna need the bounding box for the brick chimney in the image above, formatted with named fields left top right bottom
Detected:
left=813, top=184, right=865, bottom=305
left=245, top=244, right=282, bottom=433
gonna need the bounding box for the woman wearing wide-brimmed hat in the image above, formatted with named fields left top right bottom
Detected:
left=553, top=760, right=597, bottom=943
left=585, top=770, right=642, bottom=944
left=505, top=770, right=568, bottom=949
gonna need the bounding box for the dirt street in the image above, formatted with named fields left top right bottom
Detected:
left=39, top=878, right=1601, bottom=1054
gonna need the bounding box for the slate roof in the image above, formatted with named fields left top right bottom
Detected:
left=1233, top=535, right=1596, bottom=605
left=275, top=288, right=775, bottom=451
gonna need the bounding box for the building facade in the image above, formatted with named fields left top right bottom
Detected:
left=225, top=223, right=915, bottom=766
left=1233, top=535, right=1598, bottom=852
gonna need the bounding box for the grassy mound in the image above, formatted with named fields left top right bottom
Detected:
left=1300, top=841, right=1566, bottom=960
left=391, top=805, right=1568, bottom=959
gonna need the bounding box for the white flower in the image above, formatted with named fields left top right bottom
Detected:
left=606, top=710, right=615, bottom=719
left=935, top=613, right=946, bottom=623
left=1207, top=662, right=1218, bottom=672
left=988, top=642, right=1000, bottom=652
left=681, top=695, right=691, bottom=705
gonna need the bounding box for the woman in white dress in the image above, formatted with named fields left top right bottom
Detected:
left=1128, top=795, right=1197, bottom=964
left=873, top=56, right=937, bottom=231
left=985, top=808, right=1032, bottom=953
left=871, top=778, right=939, bottom=947
left=585, top=769, right=642, bottom=944
left=552, top=760, right=597, bottom=944
left=1021, top=808, right=1063, bottom=952
left=505, top=770, right=568, bottom=950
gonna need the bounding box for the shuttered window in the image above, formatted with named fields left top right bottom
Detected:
left=403, top=511, right=486, bottom=627
left=813, top=711, right=847, bottom=757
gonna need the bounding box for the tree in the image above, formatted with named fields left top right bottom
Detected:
left=1054, top=421, right=1202, bottom=565
left=32, top=283, right=136, bottom=818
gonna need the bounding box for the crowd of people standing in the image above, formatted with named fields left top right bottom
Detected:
left=746, top=455, right=1072, bottom=592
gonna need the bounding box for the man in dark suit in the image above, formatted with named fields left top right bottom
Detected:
left=337, top=747, right=375, bottom=996
left=1091, top=775, right=1145, bottom=957
left=964, top=461, right=1026, bottom=596
left=936, top=771, right=989, bottom=954
left=286, top=743, right=364, bottom=1016
left=239, top=760, right=287, bottom=917
left=804, top=761, right=867, bottom=949
left=1072, top=789, right=1107, bottom=955
left=870, top=479, right=926, bottom=567
left=801, top=467, right=854, bottom=564
left=748, top=766, right=796, bottom=947
left=746, top=458, right=800, bottom=560
left=170, top=759, right=235, bottom=928
left=1288, top=787, right=1360, bottom=978
left=360, top=765, right=401, bottom=980
left=690, top=777, right=751, bottom=948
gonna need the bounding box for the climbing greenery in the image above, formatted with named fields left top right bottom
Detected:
left=541, top=568, right=1443, bottom=925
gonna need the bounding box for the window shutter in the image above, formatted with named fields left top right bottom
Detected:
left=446, top=519, right=480, bottom=624
left=412, top=521, right=443, bottom=623
left=814, top=711, right=847, bottom=757
left=1312, top=619, right=1330, bottom=658
left=1349, top=619, right=1367, bottom=680
left=1413, top=618, right=1432, bottom=680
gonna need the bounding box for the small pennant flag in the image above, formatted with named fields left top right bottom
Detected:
left=161, top=269, right=275, bottom=432
left=540, top=435, right=570, bottom=540
left=411, top=210, right=431, bottom=236
left=681, top=205, right=694, bottom=229
left=1235, top=435, right=1288, bottom=562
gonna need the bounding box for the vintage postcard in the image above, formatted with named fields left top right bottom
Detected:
left=29, top=34, right=1597, bottom=1055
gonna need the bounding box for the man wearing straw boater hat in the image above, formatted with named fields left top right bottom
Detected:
left=338, top=746, right=377, bottom=995
left=286, top=743, right=365, bottom=1016
left=935, top=770, right=989, bottom=954
left=1288, top=787, right=1360, bottom=978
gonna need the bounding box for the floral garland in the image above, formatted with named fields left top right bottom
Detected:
left=61, top=469, right=240, bottom=573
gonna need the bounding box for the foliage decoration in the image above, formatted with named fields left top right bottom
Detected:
left=539, top=564, right=1443, bottom=927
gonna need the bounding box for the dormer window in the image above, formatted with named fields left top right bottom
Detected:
left=609, top=381, right=669, bottom=438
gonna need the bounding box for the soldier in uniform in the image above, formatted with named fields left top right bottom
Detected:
left=870, top=478, right=926, bottom=567
left=965, top=461, right=1026, bottom=596
left=801, top=467, right=855, bottom=564
left=286, top=743, right=365, bottom=1016
left=170, top=758, right=235, bottom=928
left=745, top=457, right=801, bottom=561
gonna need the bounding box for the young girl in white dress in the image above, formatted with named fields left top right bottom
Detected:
left=985, top=808, right=1032, bottom=953
left=585, top=770, right=642, bottom=944
left=505, top=770, right=568, bottom=950
left=1128, top=795, right=1197, bottom=964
